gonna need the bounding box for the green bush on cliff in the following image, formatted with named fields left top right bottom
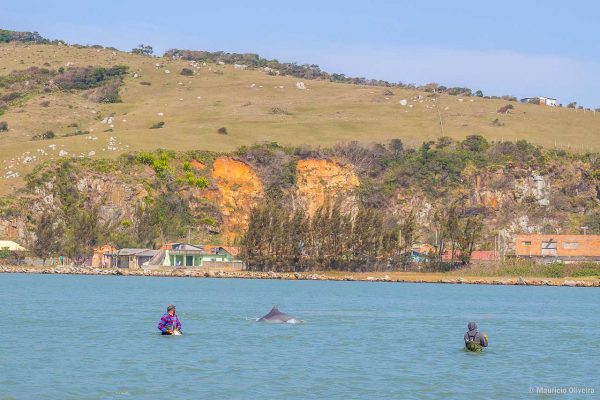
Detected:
left=134, top=151, right=174, bottom=176
left=185, top=172, right=209, bottom=188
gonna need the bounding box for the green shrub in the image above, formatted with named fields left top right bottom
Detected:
left=1, top=92, right=21, bottom=102
left=55, top=65, right=128, bottom=90
left=497, top=104, right=514, bottom=114
left=135, top=151, right=173, bottom=176
left=568, top=263, right=600, bottom=277
left=461, top=135, right=489, bottom=152
left=150, top=121, right=165, bottom=129
left=85, top=79, right=122, bottom=103
left=131, top=44, right=153, bottom=56
left=0, top=121, right=7, bottom=132
left=269, top=106, right=290, bottom=115
left=32, top=130, right=55, bottom=140
left=63, top=130, right=89, bottom=137
left=185, top=172, right=209, bottom=188
left=541, top=263, right=565, bottom=278
left=90, top=159, right=118, bottom=173
left=199, top=217, right=216, bottom=226
left=0, top=29, right=49, bottom=44
left=0, top=247, right=10, bottom=259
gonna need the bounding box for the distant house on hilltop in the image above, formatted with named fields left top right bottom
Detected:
left=520, top=96, right=557, bottom=106
left=539, top=96, right=557, bottom=106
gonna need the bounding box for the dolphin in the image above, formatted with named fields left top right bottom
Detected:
left=257, top=306, right=303, bottom=324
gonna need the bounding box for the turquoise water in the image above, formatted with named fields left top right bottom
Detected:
left=0, top=274, right=598, bottom=399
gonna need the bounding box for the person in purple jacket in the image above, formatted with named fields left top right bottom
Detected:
left=157, top=304, right=182, bottom=335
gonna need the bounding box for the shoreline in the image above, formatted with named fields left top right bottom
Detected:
left=1, top=265, right=599, bottom=287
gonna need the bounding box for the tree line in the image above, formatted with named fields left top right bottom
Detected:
left=242, top=198, right=484, bottom=272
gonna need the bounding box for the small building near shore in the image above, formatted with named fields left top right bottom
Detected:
left=515, top=234, right=600, bottom=261
left=413, top=243, right=435, bottom=255
left=116, top=248, right=159, bottom=269
left=205, top=245, right=240, bottom=262
left=92, top=245, right=118, bottom=268
left=142, top=243, right=243, bottom=269
left=0, top=240, right=27, bottom=251
left=404, top=249, right=430, bottom=263
left=160, top=243, right=206, bottom=267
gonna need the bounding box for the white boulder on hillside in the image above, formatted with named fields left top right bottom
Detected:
left=296, top=82, right=306, bottom=90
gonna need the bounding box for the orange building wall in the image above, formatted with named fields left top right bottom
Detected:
left=91, top=245, right=117, bottom=267
left=515, top=234, right=600, bottom=257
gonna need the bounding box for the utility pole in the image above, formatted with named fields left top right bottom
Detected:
left=434, top=90, right=445, bottom=136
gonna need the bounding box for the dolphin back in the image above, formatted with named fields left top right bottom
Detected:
left=257, top=306, right=300, bottom=323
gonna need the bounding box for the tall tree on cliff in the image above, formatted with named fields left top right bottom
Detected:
left=31, top=211, right=62, bottom=265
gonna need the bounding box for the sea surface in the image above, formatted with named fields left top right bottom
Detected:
left=0, top=274, right=598, bottom=399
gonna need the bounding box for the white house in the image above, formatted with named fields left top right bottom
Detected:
left=0, top=240, right=27, bottom=251
left=520, top=97, right=557, bottom=106
left=539, top=96, right=557, bottom=107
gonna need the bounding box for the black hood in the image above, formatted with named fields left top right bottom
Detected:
left=468, top=321, right=478, bottom=331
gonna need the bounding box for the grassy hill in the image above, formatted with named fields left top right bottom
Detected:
left=1, top=41, right=599, bottom=195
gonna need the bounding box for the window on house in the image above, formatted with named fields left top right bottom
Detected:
left=563, top=242, right=579, bottom=249
left=541, top=241, right=558, bottom=256
left=522, top=241, right=532, bottom=246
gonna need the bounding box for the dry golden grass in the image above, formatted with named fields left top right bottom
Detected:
left=1, top=42, right=600, bottom=194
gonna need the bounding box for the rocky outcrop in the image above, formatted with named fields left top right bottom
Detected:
left=0, top=218, right=27, bottom=241
left=515, top=173, right=550, bottom=206
left=211, top=157, right=263, bottom=237
left=296, top=158, right=359, bottom=216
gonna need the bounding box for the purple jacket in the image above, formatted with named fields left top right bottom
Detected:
left=157, top=313, right=182, bottom=333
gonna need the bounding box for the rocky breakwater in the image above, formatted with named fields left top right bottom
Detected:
left=0, top=266, right=599, bottom=287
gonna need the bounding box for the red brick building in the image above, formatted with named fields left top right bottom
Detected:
left=515, top=234, right=600, bottom=260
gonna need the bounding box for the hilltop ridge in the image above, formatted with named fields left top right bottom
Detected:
left=0, top=30, right=599, bottom=195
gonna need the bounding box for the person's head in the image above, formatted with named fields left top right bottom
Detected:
left=468, top=321, right=477, bottom=331
left=167, top=305, right=176, bottom=315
